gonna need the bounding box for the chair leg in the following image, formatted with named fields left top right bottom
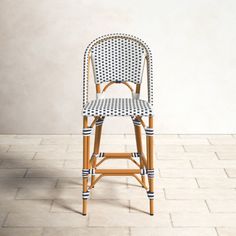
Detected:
left=91, top=118, right=103, bottom=187
left=133, top=118, right=146, bottom=187
left=146, top=115, right=154, bottom=215
left=82, top=116, right=90, bottom=216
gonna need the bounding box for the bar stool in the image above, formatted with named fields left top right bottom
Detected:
left=82, top=33, right=154, bottom=215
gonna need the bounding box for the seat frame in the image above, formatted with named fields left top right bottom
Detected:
left=82, top=33, right=154, bottom=215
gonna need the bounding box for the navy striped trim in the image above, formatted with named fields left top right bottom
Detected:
left=140, top=168, right=146, bottom=175
left=91, top=168, right=96, bottom=176
left=82, top=169, right=90, bottom=177
left=131, top=152, right=140, bottom=158
left=96, top=152, right=104, bottom=158
left=96, top=119, right=104, bottom=126
left=145, top=127, right=154, bottom=136
left=147, top=191, right=154, bottom=199
left=133, top=119, right=141, bottom=126
left=82, top=190, right=90, bottom=199
left=147, top=169, right=155, bottom=178
left=83, top=127, right=93, bottom=136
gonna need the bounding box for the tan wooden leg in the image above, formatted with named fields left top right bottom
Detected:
left=82, top=116, right=90, bottom=216
left=133, top=118, right=146, bottom=187
left=146, top=116, right=154, bottom=215
left=91, top=118, right=103, bottom=187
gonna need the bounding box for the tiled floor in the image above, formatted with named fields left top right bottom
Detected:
left=0, top=134, right=236, bottom=236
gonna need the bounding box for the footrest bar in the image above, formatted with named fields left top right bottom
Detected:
left=95, top=169, right=140, bottom=176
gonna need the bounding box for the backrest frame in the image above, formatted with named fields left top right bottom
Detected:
left=83, top=33, right=153, bottom=107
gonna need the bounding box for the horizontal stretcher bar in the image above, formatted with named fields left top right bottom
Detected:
left=95, top=169, right=140, bottom=176
left=102, top=153, right=134, bottom=158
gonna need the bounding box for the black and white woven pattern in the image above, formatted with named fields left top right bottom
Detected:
left=83, top=98, right=153, bottom=117
left=83, top=33, right=153, bottom=107
left=91, top=38, right=145, bottom=84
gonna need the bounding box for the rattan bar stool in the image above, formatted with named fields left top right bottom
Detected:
left=82, top=33, right=154, bottom=215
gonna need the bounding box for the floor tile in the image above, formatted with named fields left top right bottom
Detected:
left=191, top=160, right=236, bottom=168
left=41, top=136, right=82, bottom=145
left=0, top=187, right=18, bottom=199
left=207, top=200, right=236, bottom=212
left=0, top=177, right=57, bottom=188
left=197, top=178, right=236, bottom=188
left=130, top=227, right=217, bottom=236
left=156, top=152, right=217, bottom=160
left=0, top=152, right=35, bottom=160
left=89, top=212, right=170, bottom=227
left=26, top=168, right=82, bottom=178
left=225, top=169, right=236, bottom=177
left=165, top=188, right=236, bottom=200
left=8, top=145, right=67, bottom=152
left=0, top=228, right=43, bottom=236
left=217, top=152, right=236, bottom=160
left=43, top=227, right=129, bottom=236
left=156, top=160, right=192, bottom=168
left=0, top=145, right=9, bottom=152
left=171, top=213, right=236, bottom=227
left=0, top=134, right=235, bottom=231
left=0, top=213, right=7, bottom=226
left=160, top=169, right=227, bottom=178
left=0, top=160, right=64, bottom=168
left=217, top=228, right=236, bottom=236
left=184, top=145, right=236, bottom=152
left=0, top=199, right=51, bottom=212
left=130, top=199, right=208, bottom=213
left=35, top=152, right=82, bottom=160
left=4, top=212, right=88, bottom=227
left=16, top=188, right=83, bottom=200
left=0, top=169, right=26, bottom=177
left=128, top=177, right=198, bottom=189
left=0, top=137, right=41, bottom=145
left=51, top=199, right=129, bottom=213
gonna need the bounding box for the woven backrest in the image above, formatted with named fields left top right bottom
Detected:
left=83, top=33, right=153, bottom=107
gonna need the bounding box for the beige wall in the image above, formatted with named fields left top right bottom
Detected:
left=0, top=0, right=236, bottom=134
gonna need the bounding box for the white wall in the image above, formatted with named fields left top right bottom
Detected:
left=0, top=0, right=236, bottom=134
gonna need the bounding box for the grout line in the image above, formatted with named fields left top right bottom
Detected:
left=65, top=145, right=70, bottom=152
left=40, top=227, right=44, bottom=236
left=215, top=227, right=220, bottom=236
left=214, top=152, right=220, bottom=160
left=128, top=199, right=131, bottom=213
left=54, top=178, right=59, bottom=188
left=23, top=169, right=28, bottom=178
left=163, top=188, right=167, bottom=200
left=207, top=138, right=212, bottom=145
left=32, top=152, right=37, bottom=160
left=195, top=178, right=200, bottom=188
left=204, top=200, right=211, bottom=213
left=169, top=213, right=174, bottom=228
left=223, top=168, right=230, bottom=178
left=49, top=200, right=54, bottom=212
left=39, top=138, right=43, bottom=145
left=14, top=188, right=21, bottom=199
left=189, top=160, right=194, bottom=169
left=6, top=145, right=11, bottom=153
left=128, top=227, right=131, bottom=236
left=1, top=212, right=9, bottom=227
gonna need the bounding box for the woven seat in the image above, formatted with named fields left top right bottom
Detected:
left=81, top=33, right=155, bottom=216
left=83, top=98, right=153, bottom=117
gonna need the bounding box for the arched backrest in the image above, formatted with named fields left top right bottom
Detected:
left=83, top=33, right=153, bottom=107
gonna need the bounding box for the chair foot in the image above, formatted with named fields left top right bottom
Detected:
left=149, top=199, right=154, bottom=215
